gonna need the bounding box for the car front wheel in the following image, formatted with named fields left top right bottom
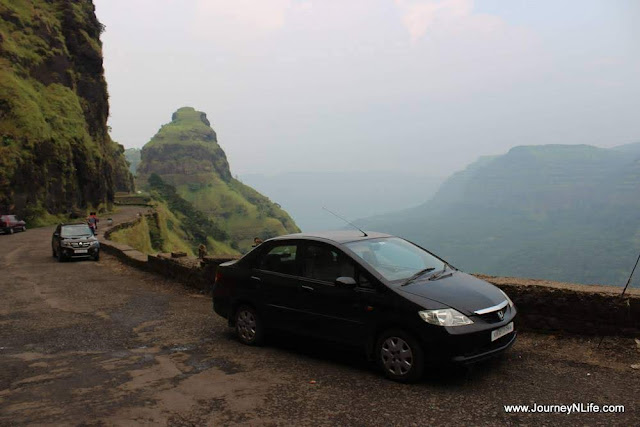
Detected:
left=376, top=329, right=424, bottom=383
left=57, top=249, right=65, bottom=263
left=235, top=305, right=264, bottom=346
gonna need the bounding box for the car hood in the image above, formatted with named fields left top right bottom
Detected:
left=398, top=271, right=506, bottom=316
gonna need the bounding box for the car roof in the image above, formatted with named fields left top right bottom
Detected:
left=271, top=230, right=393, bottom=244
left=61, top=223, right=90, bottom=227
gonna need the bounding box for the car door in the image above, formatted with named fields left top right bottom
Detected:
left=297, top=242, right=374, bottom=345
left=251, top=241, right=306, bottom=333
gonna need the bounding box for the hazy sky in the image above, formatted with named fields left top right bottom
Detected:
left=95, top=0, right=640, bottom=177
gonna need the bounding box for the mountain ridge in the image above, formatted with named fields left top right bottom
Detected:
left=360, top=143, right=640, bottom=286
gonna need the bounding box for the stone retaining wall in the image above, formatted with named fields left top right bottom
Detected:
left=478, top=275, right=639, bottom=337
left=100, top=211, right=639, bottom=337
left=100, top=212, right=238, bottom=291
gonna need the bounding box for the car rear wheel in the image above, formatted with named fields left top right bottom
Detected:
left=376, top=329, right=424, bottom=383
left=235, top=305, right=264, bottom=346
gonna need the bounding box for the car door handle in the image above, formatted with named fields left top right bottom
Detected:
left=250, top=276, right=261, bottom=282
left=301, top=285, right=314, bottom=292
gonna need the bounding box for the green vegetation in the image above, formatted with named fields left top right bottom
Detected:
left=135, top=107, right=299, bottom=252
left=110, top=200, right=198, bottom=256
left=110, top=175, right=239, bottom=256
left=149, top=173, right=230, bottom=244
left=0, top=0, right=132, bottom=221
left=362, top=143, right=640, bottom=286
left=110, top=216, right=154, bottom=254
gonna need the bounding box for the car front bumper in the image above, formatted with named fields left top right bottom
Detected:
left=414, top=315, right=518, bottom=364
left=61, top=246, right=99, bottom=258
left=450, top=330, right=517, bottom=363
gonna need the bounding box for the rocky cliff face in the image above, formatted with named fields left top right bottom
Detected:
left=137, top=107, right=231, bottom=186
left=0, top=0, right=133, bottom=218
left=136, top=107, right=299, bottom=251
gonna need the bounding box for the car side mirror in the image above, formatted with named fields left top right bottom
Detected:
left=335, top=277, right=357, bottom=289
left=53, top=233, right=59, bottom=237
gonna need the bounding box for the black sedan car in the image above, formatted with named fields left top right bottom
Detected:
left=52, top=223, right=100, bottom=262
left=212, top=231, right=516, bottom=382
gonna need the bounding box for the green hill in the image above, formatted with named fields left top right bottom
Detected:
left=361, top=144, right=640, bottom=286
left=0, top=0, right=133, bottom=221
left=135, top=107, right=299, bottom=252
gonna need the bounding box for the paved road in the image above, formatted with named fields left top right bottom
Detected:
left=1, top=207, right=639, bottom=425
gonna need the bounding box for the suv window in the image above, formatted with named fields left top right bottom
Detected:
left=258, top=244, right=299, bottom=275
left=302, top=244, right=355, bottom=283
left=61, top=224, right=93, bottom=237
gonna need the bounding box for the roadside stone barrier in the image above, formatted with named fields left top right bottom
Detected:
left=100, top=210, right=640, bottom=337
left=478, top=275, right=639, bottom=337
left=100, top=211, right=239, bottom=292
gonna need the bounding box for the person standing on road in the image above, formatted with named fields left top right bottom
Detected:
left=87, top=212, right=99, bottom=235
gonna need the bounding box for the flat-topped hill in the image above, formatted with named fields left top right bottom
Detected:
left=135, top=107, right=299, bottom=252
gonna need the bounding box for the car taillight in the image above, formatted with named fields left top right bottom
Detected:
left=215, top=270, right=223, bottom=283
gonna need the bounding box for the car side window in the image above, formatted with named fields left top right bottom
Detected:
left=357, top=268, right=376, bottom=289
left=258, top=244, right=299, bottom=276
left=302, top=244, right=356, bottom=283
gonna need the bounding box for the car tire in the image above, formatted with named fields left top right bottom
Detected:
left=7, top=227, right=13, bottom=235
left=93, top=252, right=100, bottom=261
left=57, top=250, right=65, bottom=263
left=52, top=248, right=56, bottom=258
left=21, top=226, right=26, bottom=232
left=234, top=305, right=264, bottom=346
left=375, top=329, right=425, bottom=383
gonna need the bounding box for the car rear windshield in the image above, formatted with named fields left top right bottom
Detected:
left=345, top=237, right=446, bottom=282
left=61, top=225, right=93, bottom=237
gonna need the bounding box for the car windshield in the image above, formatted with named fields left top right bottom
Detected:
left=345, top=237, right=446, bottom=282
left=61, top=225, right=93, bottom=237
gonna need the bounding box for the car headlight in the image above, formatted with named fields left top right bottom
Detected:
left=91, top=240, right=100, bottom=246
left=499, top=289, right=515, bottom=308
left=419, top=308, right=473, bottom=326
left=61, top=241, right=72, bottom=248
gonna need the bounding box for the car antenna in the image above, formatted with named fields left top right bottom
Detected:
left=322, top=207, right=368, bottom=237
left=621, top=248, right=640, bottom=298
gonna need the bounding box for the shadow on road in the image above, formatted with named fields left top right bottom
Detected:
left=221, top=328, right=508, bottom=386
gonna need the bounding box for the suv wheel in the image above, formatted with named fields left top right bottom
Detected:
left=7, top=227, right=13, bottom=235
left=93, top=251, right=100, bottom=261
left=57, top=250, right=65, bottom=263
left=21, top=226, right=26, bottom=232
left=235, top=305, right=264, bottom=346
left=376, top=329, right=424, bottom=383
